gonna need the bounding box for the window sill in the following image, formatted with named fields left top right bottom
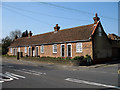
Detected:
left=53, top=52, right=57, bottom=54
left=76, top=51, right=83, bottom=53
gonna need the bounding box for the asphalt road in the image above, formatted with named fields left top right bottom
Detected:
left=1, top=58, right=119, bottom=89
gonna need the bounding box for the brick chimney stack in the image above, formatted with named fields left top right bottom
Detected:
left=93, top=13, right=100, bottom=24
left=14, top=35, right=18, bottom=41
left=54, top=24, right=60, bottom=32
left=28, top=31, right=32, bottom=37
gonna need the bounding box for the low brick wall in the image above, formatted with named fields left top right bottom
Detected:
left=2, top=56, right=80, bottom=66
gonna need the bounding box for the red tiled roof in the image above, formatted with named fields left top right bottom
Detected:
left=108, top=34, right=120, bottom=40
left=9, top=23, right=97, bottom=47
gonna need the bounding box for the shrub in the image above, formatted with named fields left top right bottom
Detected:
left=80, top=55, right=92, bottom=66
left=41, top=56, right=46, bottom=58
left=65, top=57, right=71, bottom=60
left=72, top=56, right=84, bottom=61
left=57, top=57, right=63, bottom=60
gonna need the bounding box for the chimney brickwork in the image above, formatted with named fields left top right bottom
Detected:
left=28, top=31, right=32, bottom=37
left=93, top=13, right=100, bottom=24
left=54, top=24, right=60, bottom=32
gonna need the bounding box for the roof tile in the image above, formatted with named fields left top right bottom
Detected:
left=10, top=24, right=95, bottom=47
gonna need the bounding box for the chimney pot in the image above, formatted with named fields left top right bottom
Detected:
left=28, top=31, right=32, bottom=37
left=93, top=13, right=100, bottom=24
left=95, top=13, right=98, bottom=17
left=54, top=24, right=60, bottom=32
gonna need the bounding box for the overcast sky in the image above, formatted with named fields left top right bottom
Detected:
left=2, top=1, right=119, bottom=38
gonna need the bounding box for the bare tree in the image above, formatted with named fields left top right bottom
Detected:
left=10, top=30, right=22, bottom=41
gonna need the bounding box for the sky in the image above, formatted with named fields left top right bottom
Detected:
left=1, top=1, right=119, bottom=39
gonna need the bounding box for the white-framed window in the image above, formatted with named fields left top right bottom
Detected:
left=18, top=47, right=20, bottom=52
left=15, top=48, right=17, bottom=55
left=76, top=42, right=82, bottom=53
left=53, top=44, right=57, bottom=53
left=41, top=45, right=44, bottom=53
left=98, top=26, right=102, bottom=36
left=10, top=48, right=12, bottom=53
left=25, top=47, right=27, bottom=53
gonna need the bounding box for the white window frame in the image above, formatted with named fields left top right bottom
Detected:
left=41, top=45, right=44, bottom=53
left=67, top=43, right=72, bottom=57
left=36, top=46, right=39, bottom=56
left=76, top=42, right=82, bottom=53
left=18, top=47, right=20, bottom=52
left=61, top=44, right=65, bottom=57
left=15, top=48, right=17, bottom=55
left=25, top=46, right=27, bottom=53
left=10, top=48, right=12, bottom=53
left=53, top=44, right=57, bottom=53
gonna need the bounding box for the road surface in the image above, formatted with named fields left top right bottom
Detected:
left=1, top=58, right=119, bottom=89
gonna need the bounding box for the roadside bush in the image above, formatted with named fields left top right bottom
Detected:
left=72, top=55, right=92, bottom=66
left=72, top=56, right=84, bottom=60
left=57, top=57, right=64, bottom=60
left=80, top=55, right=92, bottom=66
left=2, top=54, right=16, bottom=57
left=65, top=57, right=71, bottom=60
left=41, top=56, right=46, bottom=58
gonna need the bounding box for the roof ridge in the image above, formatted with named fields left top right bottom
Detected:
left=59, top=23, right=94, bottom=31
left=31, top=23, right=94, bottom=37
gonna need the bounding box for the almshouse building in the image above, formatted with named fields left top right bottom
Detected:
left=7, top=13, right=120, bottom=61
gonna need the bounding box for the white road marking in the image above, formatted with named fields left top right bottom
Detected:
left=0, top=72, right=25, bottom=82
left=65, top=78, right=120, bottom=89
left=5, top=73, right=19, bottom=80
left=0, top=73, right=13, bottom=81
left=14, top=70, right=41, bottom=76
left=14, top=69, right=46, bottom=76
left=0, top=80, right=4, bottom=83
left=5, top=72, right=25, bottom=79
left=22, top=69, right=46, bottom=75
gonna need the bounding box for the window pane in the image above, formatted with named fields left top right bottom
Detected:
left=10, top=48, right=12, bottom=53
left=25, top=47, right=27, bottom=53
left=53, top=44, right=57, bottom=53
left=41, top=45, right=44, bottom=53
left=62, top=45, right=64, bottom=57
left=76, top=43, right=82, bottom=52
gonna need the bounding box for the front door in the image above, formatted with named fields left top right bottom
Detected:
left=32, top=47, right=35, bottom=57
left=67, top=44, right=72, bottom=57
left=13, top=48, right=15, bottom=55
left=61, top=45, right=65, bottom=57
left=36, top=47, right=38, bottom=57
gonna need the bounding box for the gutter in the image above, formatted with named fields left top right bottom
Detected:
left=8, top=39, right=91, bottom=48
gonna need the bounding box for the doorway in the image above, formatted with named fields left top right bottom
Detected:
left=61, top=44, right=65, bottom=57
left=67, top=44, right=72, bottom=57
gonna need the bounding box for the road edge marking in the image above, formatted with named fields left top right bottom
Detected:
left=65, top=78, right=120, bottom=89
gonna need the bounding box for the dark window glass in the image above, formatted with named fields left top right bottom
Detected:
left=62, top=45, right=64, bottom=57
left=68, top=45, right=71, bottom=57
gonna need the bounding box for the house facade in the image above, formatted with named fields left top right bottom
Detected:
left=7, top=13, right=120, bottom=61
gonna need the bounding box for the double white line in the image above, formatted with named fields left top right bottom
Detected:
left=0, top=72, right=25, bottom=83
left=65, top=78, right=120, bottom=89
left=14, top=69, right=46, bottom=76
